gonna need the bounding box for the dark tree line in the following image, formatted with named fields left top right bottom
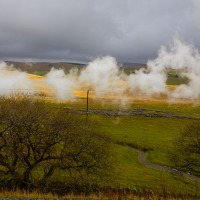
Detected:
left=0, top=95, right=111, bottom=191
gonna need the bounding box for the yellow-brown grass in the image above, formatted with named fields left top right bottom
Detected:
left=2, top=70, right=198, bottom=104
left=0, top=189, right=193, bottom=200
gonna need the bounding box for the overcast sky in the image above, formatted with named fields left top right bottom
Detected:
left=0, top=0, right=200, bottom=63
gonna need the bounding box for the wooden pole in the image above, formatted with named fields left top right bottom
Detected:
left=86, top=90, right=89, bottom=123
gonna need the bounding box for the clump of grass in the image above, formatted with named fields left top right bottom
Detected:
left=1, top=188, right=200, bottom=200
left=0, top=189, right=58, bottom=199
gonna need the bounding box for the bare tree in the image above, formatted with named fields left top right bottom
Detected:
left=0, top=95, right=111, bottom=190
left=170, top=122, right=200, bottom=176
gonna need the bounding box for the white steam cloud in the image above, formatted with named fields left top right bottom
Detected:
left=79, top=56, right=126, bottom=95
left=147, top=37, right=200, bottom=100
left=47, top=37, right=200, bottom=102
left=0, top=61, right=34, bottom=95
left=127, top=69, right=167, bottom=97
left=1, top=37, right=200, bottom=103
left=45, top=68, right=79, bottom=100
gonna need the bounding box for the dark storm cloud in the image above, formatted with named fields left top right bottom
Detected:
left=0, top=0, right=200, bottom=63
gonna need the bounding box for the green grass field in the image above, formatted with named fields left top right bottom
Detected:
left=33, top=71, right=48, bottom=76
left=0, top=95, right=200, bottom=199
left=63, top=99, right=200, bottom=195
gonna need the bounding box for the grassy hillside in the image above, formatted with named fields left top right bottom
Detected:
left=61, top=99, right=200, bottom=195
left=5, top=61, right=85, bottom=75
left=0, top=96, right=200, bottom=198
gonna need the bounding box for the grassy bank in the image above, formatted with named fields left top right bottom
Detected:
left=62, top=99, right=200, bottom=195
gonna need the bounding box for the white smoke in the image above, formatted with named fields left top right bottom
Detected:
left=170, top=73, right=200, bottom=100
left=0, top=61, right=34, bottom=95
left=148, top=38, right=200, bottom=73
left=127, top=68, right=167, bottom=97
left=44, top=37, right=200, bottom=103
left=79, top=56, right=126, bottom=95
left=44, top=56, right=129, bottom=104
left=126, top=37, right=199, bottom=100
left=147, top=37, right=200, bottom=100
left=45, top=68, right=79, bottom=100
left=1, top=36, right=200, bottom=103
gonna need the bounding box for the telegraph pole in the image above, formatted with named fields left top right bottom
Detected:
left=86, top=90, right=89, bottom=123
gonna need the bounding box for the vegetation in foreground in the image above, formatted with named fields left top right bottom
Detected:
left=1, top=188, right=200, bottom=200
left=0, top=95, right=112, bottom=193
left=0, top=95, right=200, bottom=199
left=170, top=122, right=200, bottom=177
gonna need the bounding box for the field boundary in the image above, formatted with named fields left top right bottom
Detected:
left=65, top=107, right=200, bottom=120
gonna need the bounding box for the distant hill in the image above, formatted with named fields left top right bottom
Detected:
left=4, top=61, right=147, bottom=76
left=121, top=63, right=147, bottom=74
left=5, top=61, right=86, bottom=76
left=122, top=62, right=147, bottom=67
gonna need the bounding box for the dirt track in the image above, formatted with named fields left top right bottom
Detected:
left=135, top=148, right=200, bottom=183
left=115, top=141, right=200, bottom=183
left=65, top=107, right=200, bottom=182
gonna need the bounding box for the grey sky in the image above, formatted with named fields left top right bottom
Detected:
left=0, top=0, right=199, bottom=63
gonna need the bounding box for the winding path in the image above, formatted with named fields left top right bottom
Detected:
left=67, top=107, right=200, bottom=183
left=86, top=108, right=200, bottom=183
left=131, top=147, right=200, bottom=183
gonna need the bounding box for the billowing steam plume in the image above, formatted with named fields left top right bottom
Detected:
left=0, top=61, right=34, bottom=95
left=128, top=37, right=200, bottom=100
left=153, top=38, right=200, bottom=100
left=45, top=68, right=79, bottom=100
left=1, top=37, right=200, bottom=103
